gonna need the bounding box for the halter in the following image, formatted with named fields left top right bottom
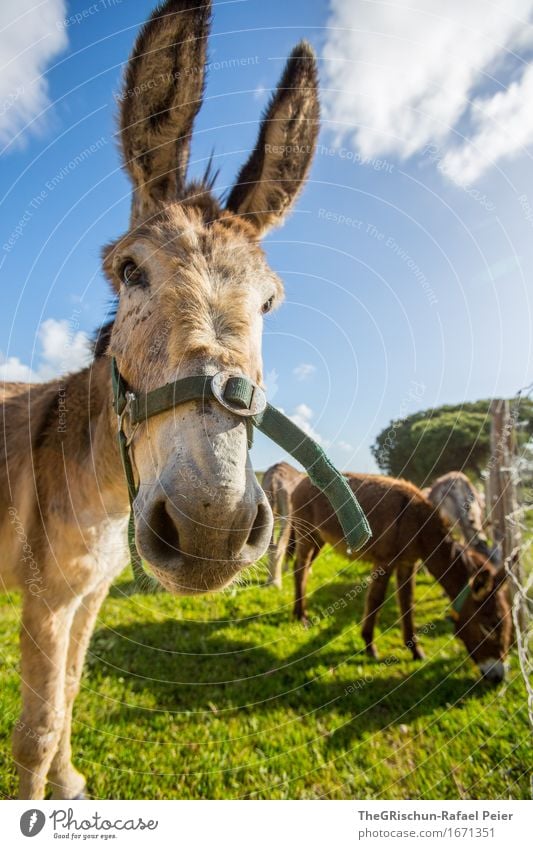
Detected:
left=111, top=357, right=372, bottom=591
left=450, top=583, right=471, bottom=619
left=448, top=543, right=474, bottom=619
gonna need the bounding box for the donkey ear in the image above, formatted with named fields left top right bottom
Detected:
left=226, top=41, right=320, bottom=235
left=493, top=566, right=508, bottom=589
left=119, top=0, right=211, bottom=224
left=469, top=566, right=495, bottom=602
left=450, top=540, right=464, bottom=562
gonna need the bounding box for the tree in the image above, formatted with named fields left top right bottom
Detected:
left=371, top=398, right=533, bottom=486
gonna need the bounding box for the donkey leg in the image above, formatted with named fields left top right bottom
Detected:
left=293, top=536, right=320, bottom=625
left=361, top=567, right=392, bottom=659
left=267, top=501, right=291, bottom=589
left=48, top=581, right=111, bottom=800
left=395, top=563, right=425, bottom=660
left=13, top=595, right=76, bottom=799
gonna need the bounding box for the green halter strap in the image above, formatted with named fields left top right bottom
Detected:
left=451, top=582, right=472, bottom=618
left=111, top=358, right=372, bottom=591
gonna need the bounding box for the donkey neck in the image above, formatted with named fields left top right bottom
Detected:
left=42, top=356, right=129, bottom=523
left=422, top=531, right=469, bottom=601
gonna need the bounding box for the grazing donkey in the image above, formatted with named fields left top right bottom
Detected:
left=290, top=474, right=511, bottom=681
left=422, top=471, right=493, bottom=558
left=262, top=462, right=304, bottom=587
left=0, top=0, right=319, bottom=799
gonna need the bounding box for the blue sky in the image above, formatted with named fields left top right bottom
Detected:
left=1, top=0, right=532, bottom=471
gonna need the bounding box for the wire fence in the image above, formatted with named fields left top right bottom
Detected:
left=500, top=387, right=533, bottom=733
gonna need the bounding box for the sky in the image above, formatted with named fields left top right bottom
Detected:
left=0, top=0, right=532, bottom=472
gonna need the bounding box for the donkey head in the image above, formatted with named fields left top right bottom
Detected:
left=102, top=0, right=319, bottom=594
left=452, top=547, right=512, bottom=682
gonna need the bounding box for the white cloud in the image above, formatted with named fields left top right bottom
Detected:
left=39, top=318, right=91, bottom=375
left=289, top=403, right=325, bottom=445
left=0, top=0, right=68, bottom=147
left=1, top=318, right=92, bottom=383
left=440, top=64, right=533, bottom=183
left=264, top=367, right=279, bottom=400
left=293, top=362, right=316, bottom=381
left=322, top=0, right=533, bottom=183
left=0, top=354, right=36, bottom=382
left=338, top=440, right=353, bottom=453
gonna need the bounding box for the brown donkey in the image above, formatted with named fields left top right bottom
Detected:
left=1, top=0, right=319, bottom=799
left=423, top=470, right=494, bottom=558
left=262, top=462, right=304, bottom=587
left=291, top=474, right=511, bottom=681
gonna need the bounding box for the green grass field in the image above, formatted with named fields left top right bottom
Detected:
left=0, top=547, right=531, bottom=800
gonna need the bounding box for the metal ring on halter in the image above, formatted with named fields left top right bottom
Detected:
left=118, top=392, right=139, bottom=447
left=210, top=372, right=267, bottom=418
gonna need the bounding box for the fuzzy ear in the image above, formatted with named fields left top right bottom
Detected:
left=470, top=566, right=495, bottom=602
left=226, top=41, right=320, bottom=235
left=493, top=566, right=508, bottom=590
left=119, top=0, right=211, bottom=224
left=450, top=540, right=465, bottom=562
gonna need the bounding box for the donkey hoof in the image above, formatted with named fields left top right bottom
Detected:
left=293, top=609, right=308, bottom=626
left=71, top=787, right=87, bottom=800
left=412, top=647, right=425, bottom=661
left=365, top=644, right=379, bottom=659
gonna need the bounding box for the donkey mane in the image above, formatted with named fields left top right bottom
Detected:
left=92, top=316, right=117, bottom=359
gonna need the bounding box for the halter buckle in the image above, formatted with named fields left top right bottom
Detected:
left=118, top=391, right=139, bottom=446
left=211, top=372, right=267, bottom=418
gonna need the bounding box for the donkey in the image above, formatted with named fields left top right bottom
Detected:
left=0, top=0, right=319, bottom=799
left=261, top=461, right=304, bottom=587
left=290, top=474, right=511, bottom=682
left=422, top=471, right=493, bottom=558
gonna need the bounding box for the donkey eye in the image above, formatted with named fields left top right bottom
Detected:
left=262, top=296, right=274, bottom=314
left=120, top=260, right=146, bottom=287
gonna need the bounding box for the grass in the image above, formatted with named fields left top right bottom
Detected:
left=0, top=547, right=531, bottom=800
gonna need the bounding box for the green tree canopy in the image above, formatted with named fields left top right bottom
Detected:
left=371, top=398, right=533, bottom=486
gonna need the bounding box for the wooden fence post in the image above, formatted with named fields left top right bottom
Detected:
left=488, top=399, right=526, bottom=629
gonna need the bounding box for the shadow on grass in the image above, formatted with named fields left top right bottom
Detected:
left=90, top=555, right=485, bottom=752
left=89, top=601, right=481, bottom=751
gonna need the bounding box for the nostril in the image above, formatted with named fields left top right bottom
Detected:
left=148, top=500, right=181, bottom=556
left=246, top=501, right=270, bottom=549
